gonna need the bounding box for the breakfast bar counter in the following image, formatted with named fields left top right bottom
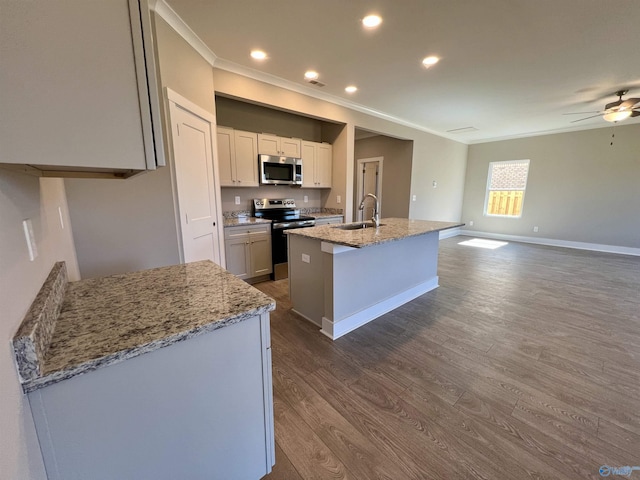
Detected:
left=287, top=218, right=462, bottom=339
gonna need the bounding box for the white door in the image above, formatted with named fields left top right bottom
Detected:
left=356, top=157, right=383, bottom=222
left=168, top=96, right=223, bottom=265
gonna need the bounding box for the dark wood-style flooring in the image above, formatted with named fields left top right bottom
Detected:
left=257, top=236, right=640, bottom=480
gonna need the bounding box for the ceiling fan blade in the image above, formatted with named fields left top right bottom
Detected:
left=570, top=114, right=603, bottom=123
left=563, top=111, right=601, bottom=115
left=620, top=98, right=640, bottom=108
left=605, top=99, right=623, bottom=110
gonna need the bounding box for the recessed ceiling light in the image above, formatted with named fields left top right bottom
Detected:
left=250, top=50, right=267, bottom=60
left=304, top=70, right=319, bottom=80
left=345, top=85, right=358, bottom=93
left=362, top=14, right=382, bottom=28
left=422, top=56, right=440, bottom=67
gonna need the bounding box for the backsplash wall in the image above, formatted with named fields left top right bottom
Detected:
left=220, top=186, right=323, bottom=214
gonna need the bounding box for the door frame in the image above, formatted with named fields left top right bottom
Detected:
left=355, top=156, right=383, bottom=222
left=165, top=87, right=226, bottom=267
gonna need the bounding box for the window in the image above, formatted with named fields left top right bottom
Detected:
left=484, top=160, right=530, bottom=217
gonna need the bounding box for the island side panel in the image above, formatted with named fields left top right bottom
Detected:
left=288, top=235, right=325, bottom=326
left=323, top=232, right=440, bottom=338
left=28, top=315, right=272, bottom=480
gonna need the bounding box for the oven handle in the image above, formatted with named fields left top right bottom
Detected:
left=272, top=220, right=316, bottom=230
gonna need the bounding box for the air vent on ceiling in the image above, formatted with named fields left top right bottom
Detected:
left=306, top=79, right=326, bottom=87
left=446, top=126, right=478, bottom=133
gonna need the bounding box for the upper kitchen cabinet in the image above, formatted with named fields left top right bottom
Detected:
left=0, top=0, right=164, bottom=179
left=301, top=141, right=332, bottom=188
left=217, top=127, right=259, bottom=187
left=257, top=134, right=302, bottom=157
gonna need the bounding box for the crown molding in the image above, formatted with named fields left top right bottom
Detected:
left=150, top=0, right=217, bottom=66
left=150, top=0, right=463, bottom=143
left=467, top=119, right=640, bottom=144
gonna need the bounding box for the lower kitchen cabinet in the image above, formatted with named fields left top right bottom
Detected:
left=225, top=224, right=273, bottom=281
left=28, top=314, right=275, bottom=480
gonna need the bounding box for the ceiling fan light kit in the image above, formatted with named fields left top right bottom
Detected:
left=569, top=89, right=640, bottom=124
left=603, top=109, right=632, bottom=122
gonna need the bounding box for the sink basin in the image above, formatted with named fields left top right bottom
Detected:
left=334, top=221, right=385, bottom=230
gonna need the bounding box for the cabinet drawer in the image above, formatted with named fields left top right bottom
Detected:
left=224, top=224, right=271, bottom=239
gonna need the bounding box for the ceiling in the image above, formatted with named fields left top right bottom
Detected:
left=163, top=0, right=640, bottom=143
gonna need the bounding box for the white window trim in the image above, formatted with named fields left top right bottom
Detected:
left=483, top=159, right=530, bottom=218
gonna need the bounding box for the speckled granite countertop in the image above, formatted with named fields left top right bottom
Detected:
left=287, top=218, right=464, bottom=248
left=312, top=213, right=344, bottom=220
left=13, top=261, right=275, bottom=393
left=223, top=217, right=272, bottom=228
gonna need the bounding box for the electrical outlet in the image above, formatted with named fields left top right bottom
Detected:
left=303, top=195, right=308, bottom=203
left=533, top=226, right=539, bottom=233
left=301, top=253, right=310, bottom=263
left=337, top=195, right=341, bottom=204
left=432, top=180, right=437, bottom=188
left=23, top=219, right=38, bottom=261
left=469, top=220, right=474, bottom=226
left=412, top=195, right=417, bottom=201
left=234, top=196, right=241, bottom=205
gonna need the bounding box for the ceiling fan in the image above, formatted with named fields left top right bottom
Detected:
left=565, top=90, right=640, bottom=123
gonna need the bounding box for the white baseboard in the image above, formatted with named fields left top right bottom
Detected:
left=320, top=277, right=439, bottom=340
left=439, top=227, right=462, bottom=240
left=458, top=229, right=640, bottom=257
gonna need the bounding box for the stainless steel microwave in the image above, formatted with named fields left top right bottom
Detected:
left=259, top=154, right=302, bottom=185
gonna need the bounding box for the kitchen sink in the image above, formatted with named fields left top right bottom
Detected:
left=334, top=221, right=385, bottom=230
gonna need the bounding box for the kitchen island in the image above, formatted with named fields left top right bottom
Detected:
left=13, top=260, right=276, bottom=480
left=287, top=218, right=462, bottom=339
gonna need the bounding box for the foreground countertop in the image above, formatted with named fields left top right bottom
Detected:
left=287, top=217, right=464, bottom=248
left=13, top=261, right=275, bottom=393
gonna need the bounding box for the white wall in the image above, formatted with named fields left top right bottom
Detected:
left=462, top=124, right=640, bottom=248
left=0, top=172, right=79, bottom=480
left=65, top=13, right=217, bottom=279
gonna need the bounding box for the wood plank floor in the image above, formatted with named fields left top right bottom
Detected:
left=257, top=236, right=640, bottom=479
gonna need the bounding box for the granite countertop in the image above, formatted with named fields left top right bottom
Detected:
left=13, top=261, right=275, bottom=393
left=312, top=212, right=344, bottom=220
left=223, top=217, right=272, bottom=228
left=286, top=217, right=464, bottom=248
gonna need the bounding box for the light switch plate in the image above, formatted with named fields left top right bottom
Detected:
left=301, top=254, right=310, bottom=263
left=337, top=195, right=341, bottom=204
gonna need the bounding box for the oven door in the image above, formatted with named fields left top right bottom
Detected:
left=271, top=221, right=315, bottom=280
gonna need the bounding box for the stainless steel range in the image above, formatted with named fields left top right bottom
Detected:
left=253, top=198, right=316, bottom=280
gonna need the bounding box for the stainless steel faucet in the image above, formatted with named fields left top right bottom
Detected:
left=359, top=193, right=380, bottom=227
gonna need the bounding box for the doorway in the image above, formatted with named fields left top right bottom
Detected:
left=355, top=157, right=383, bottom=222
left=167, top=89, right=224, bottom=266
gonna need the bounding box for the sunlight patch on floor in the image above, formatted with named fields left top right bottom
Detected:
left=458, top=238, right=508, bottom=249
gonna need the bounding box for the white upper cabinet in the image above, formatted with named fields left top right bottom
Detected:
left=301, top=141, right=332, bottom=188
left=217, top=127, right=259, bottom=187
left=257, top=134, right=301, bottom=157
left=233, top=130, right=260, bottom=186
left=0, top=0, right=164, bottom=178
